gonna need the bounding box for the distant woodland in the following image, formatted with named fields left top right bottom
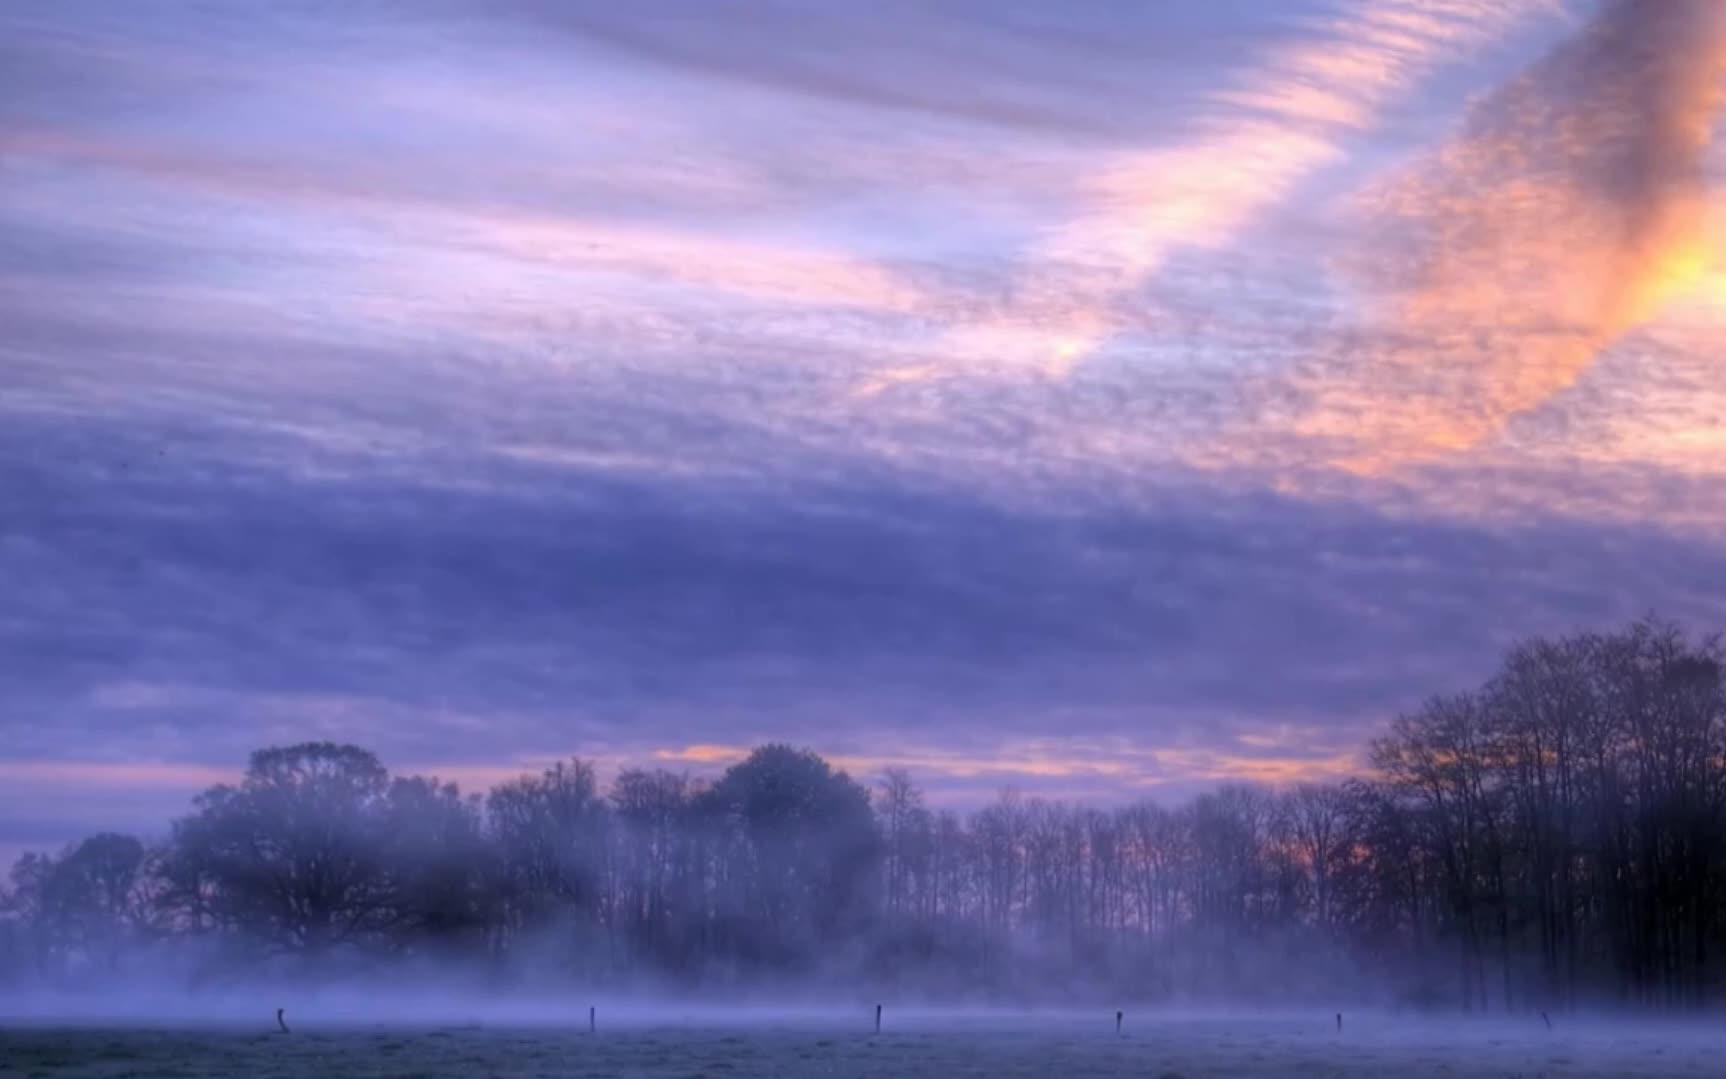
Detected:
left=5, top=619, right=1726, bottom=1011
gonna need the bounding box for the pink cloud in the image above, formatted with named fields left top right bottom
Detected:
left=1294, top=0, right=1726, bottom=472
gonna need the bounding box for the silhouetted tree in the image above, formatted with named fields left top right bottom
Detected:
left=164, top=743, right=397, bottom=958
left=486, top=758, right=611, bottom=972
left=4, top=834, right=149, bottom=978
left=695, top=745, right=880, bottom=970
left=379, top=776, right=493, bottom=952
left=8, top=619, right=1726, bottom=1008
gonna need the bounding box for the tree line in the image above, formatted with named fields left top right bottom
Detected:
left=4, top=619, right=1724, bottom=1010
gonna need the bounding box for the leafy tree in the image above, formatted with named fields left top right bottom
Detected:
left=165, top=743, right=395, bottom=956
left=699, top=745, right=880, bottom=968
left=10, top=619, right=1726, bottom=1007
left=379, top=776, right=493, bottom=951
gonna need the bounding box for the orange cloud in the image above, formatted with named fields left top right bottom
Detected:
left=1299, top=0, right=1726, bottom=472
left=649, top=735, right=1363, bottom=796
left=1145, top=747, right=1362, bottom=787
left=652, top=744, right=749, bottom=766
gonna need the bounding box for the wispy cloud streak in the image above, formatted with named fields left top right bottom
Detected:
left=863, top=0, right=1552, bottom=390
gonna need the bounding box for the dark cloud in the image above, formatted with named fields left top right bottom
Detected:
left=5, top=398, right=1723, bottom=774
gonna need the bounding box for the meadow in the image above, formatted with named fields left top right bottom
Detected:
left=4, top=1010, right=1720, bottom=1078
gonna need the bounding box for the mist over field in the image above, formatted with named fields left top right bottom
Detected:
left=6, top=1008, right=1726, bottom=1079
left=7, top=620, right=1726, bottom=1030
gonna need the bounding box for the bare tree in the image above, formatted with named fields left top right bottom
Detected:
left=9, top=619, right=1726, bottom=1009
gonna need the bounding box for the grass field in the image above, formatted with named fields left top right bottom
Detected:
left=3, top=1011, right=1719, bottom=1078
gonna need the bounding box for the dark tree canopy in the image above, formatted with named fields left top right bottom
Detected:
left=700, top=744, right=880, bottom=967
left=165, top=743, right=399, bottom=956
left=6, top=620, right=1726, bottom=1010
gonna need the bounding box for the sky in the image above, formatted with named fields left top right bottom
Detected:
left=3, top=0, right=1726, bottom=860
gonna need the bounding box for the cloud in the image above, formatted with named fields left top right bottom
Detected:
left=499, top=0, right=1233, bottom=143
left=1296, top=0, right=1726, bottom=470
left=860, top=0, right=1555, bottom=388
left=0, top=729, right=1361, bottom=862
left=6, top=399, right=1724, bottom=776
left=3, top=0, right=1724, bottom=859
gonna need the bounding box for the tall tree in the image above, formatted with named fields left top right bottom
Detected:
left=699, top=745, right=880, bottom=969
left=165, top=743, right=396, bottom=957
